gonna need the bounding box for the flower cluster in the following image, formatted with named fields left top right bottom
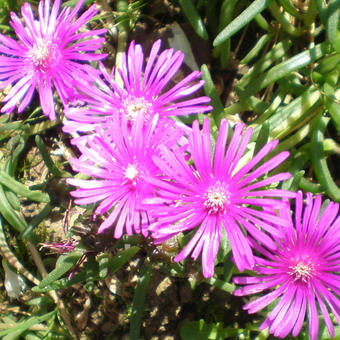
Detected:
left=2, top=1, right=340, bottom=339
left=61, top=35, right=294, bottom=281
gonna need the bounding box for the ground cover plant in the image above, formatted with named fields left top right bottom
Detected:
left=0, top=0, right=340, bottom=339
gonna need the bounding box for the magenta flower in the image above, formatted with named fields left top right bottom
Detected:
left=0, top=0, right=107, bottom=120
left=67, top=114, right=185, bottom=238
left=146, top=118, right=295, bottom=278
left=63, top=39, right=212, bottom=134
left=233, top=191, right=340, bottom=340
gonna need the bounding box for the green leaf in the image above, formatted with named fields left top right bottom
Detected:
left=178, top=0, right=208, bottom=40
left=326, top=96, right=340, bottom=134
left=247, top=96, right=269, bottom=115
left=205, top=0, right=219, bottom=35
left=216, top=226, right=231, bottom=263
left=299, top=177, right=325, bottom=194
left=320, top=324, right=340, bottom=339
left=4, top=135, right=25, bottom=177
left=323, top=79, right=340, bottom=134
left=215, top=0, right=238, bottom=68
left=0, top=310, right=56, bottom=337
left=326, top=0, right=340, bottom=45
left=0, top=122, right=23, bottom=143
left=98, top=253, right=109, bottom=278
left=21, top=203, right=52, bottom=240
left=180, top=320, right=235, bottom=340
left=237, top=39, right=293, bottom=90
left=38, top=250, right=85, bottom=288
left=201, top=64, right=224, bottom=127
left=254, top=13, right=271, bottom=31
left=205, top=276, right=235, bottom=293
left=280, top=152, right=309, bottom=190
left=315, top=53, right=340, bottom=75
left=61, top=0, right=94, bottom=8
left=218, top=0, right=238, bottom=31
left=108, top=246, right=140, bottom=275
left=277, top=0, right=303, bottom=19
left=5, top=190, right=21, bottom=211
left=35, top=135, right=65, bottom=177
left=223, top=253, right=235, bottom=282
left=240, top=41, right=331, bottom=100
left=213, top=0, right=273, bottom=47
left=32, top=271, right=88, bottom=292
left=85, top=254, right=97, bottom=292
left=315, top=0, right=329, bottom=25
left=251, top=87, right=322, bottom=141
left=129, top=265, right=152, bottom=340
left=26, top=296, right=53, bottom=307
left=0, top=185, right=27, bottom=234
left=0, top=121, right=21, bottom=132
left=254, top=122, right=269, bottom=155
left=240, top=33, right=272, bottom=64
left=268, top=2, right=303, bottom=37
left=311, top=116, right=340, bottom=202
left=21, top=334, right=42, bottom=340
left=0, top=170, right=50, bottom=203
left=283, top=170, right=305, bottom=192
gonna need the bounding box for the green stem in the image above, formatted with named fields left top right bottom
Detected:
left=115, top=0, right=129, bottom=86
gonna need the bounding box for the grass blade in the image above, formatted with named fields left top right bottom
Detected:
left=129, top=265, right=152, bottom=340
left=213, top=0, right=273, bottom=47
left=178, top=0, right=208, bottom=40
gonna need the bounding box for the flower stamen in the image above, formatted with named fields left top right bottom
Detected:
left=289, top=256, right=316, bottom=283
left=125, top=164, right=139, bottom=181
left=121, top=97, right=152, bottom=122
left=203, top=181, right=230, bottom=214
left=30, top=39, right=58, bottom=72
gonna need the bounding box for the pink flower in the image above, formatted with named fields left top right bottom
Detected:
left=233, top=191, right=340, bottom=340
left=67, top=114, right=185, bottom=238
left=147, top=118, right=295, bottom=278
left=40, top=239, right=78, bottom=254
left=0, top=0, right=107, bottom=120
left=63, top=39, right=212, bottom=134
